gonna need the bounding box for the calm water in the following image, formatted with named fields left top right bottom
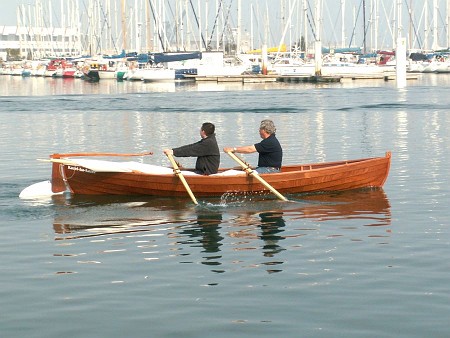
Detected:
left=1, top=74, right=449, bottom=337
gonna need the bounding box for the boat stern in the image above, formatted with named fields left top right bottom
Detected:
left=50, top=154, right=67, bottom=193
left=380, top=151, right=392, bottom=187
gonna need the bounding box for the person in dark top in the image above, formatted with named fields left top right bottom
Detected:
left=224, top=119, right=282, bottom=174
left=163, top=122, right=220, bottom=175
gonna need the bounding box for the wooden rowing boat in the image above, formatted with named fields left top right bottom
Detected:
left=47, top=151, right=391, bottom=197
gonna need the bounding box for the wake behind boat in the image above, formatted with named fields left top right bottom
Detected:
left=20, top=151, right=392, bottom=198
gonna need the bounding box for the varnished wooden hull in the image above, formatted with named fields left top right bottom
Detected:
left=50, top=152, right=391, bottom=196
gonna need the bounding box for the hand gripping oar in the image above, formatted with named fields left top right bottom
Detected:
left=226, top=151, right=288, bottom=202
left=166, top=153, right=198, bottom=205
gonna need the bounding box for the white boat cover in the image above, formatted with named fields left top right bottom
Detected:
left=68, top=159, right=245, bottom=176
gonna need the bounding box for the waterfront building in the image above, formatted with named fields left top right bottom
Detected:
left=0, top=25, right=83, bottom=61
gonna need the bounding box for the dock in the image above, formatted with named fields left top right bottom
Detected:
left=186, top=74, right=278, bottom=83
left=187, top=74, right=341, bottom=83
left=383, top=73, right=420, bottom=81
left=186, top=72, right=419, bottom=84
left=276, top=75, right=342, bottom=83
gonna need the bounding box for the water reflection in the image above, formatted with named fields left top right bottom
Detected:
left=52, top=194, right=193, bottom=240
left=259, top=212, right=286, bottom=255
left=175, top=211, right=224, bottom=271
left=294, top=189, right=391, bottom=227
left=258, top=211, right=286, bottom=273
left=50, top=188, right=391, bottom=274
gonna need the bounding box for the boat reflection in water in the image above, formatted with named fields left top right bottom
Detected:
left=292, top=188, right=392, bottom=227
left=52, top=188, right=391, bottom=273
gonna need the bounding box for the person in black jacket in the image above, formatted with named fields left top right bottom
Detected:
left=163, top=122, right=220, bottom=175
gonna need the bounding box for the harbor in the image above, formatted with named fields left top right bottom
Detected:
left=1, top=0, right=450, bottom=85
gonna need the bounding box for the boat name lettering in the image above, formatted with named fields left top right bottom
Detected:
left=68, top=166, right=95, bottom=174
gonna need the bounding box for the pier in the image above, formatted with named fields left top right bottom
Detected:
left=185, top=72, right=420, bottom=84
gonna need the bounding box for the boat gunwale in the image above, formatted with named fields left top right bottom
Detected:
left=52, top=151, right=391, bottom=179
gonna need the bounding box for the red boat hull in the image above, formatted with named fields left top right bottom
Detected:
left=50, top=152, right=391, bottom=197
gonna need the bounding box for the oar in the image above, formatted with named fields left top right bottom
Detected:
left=50, top=151, right=153, bottom=158
left=39, top=151, right=154, bottom=164
left=165, top=153, right=198, bottom=205
left=226, top=151, right=288, bottom=202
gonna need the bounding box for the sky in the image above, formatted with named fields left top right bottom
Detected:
left=1, top=1, right=20, bottom=25
left=2, top=1, right=448, bottom=26
left=1, top=1, right=449, bottom=50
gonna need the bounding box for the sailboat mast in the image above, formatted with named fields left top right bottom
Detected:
left=205, top=1, right=210, bottom=51
left=145, top=0, right=151, bottom=51
left=121, top=0, right=127, bottom=51
left=18, top=5, right=23, bottom=58
left=135, top=0, right=141, bottom=53
left=432, top=0, right=438, bottom=50
left=250, top=3, right=254, bottom=51
left=303, top=0, right=308, bottom=53
left=197, top=0, right=202, bottom=52
left=373, top=0, right=378, bottom=52
left=408, top=0, right=412, bottom=49
left=396, top=0, right=407, bottom=88
left=362, top=0, right=366, bottom=54
left=424, top=0, right=428, bottom=50
left=448, top=0, right=450, bottom=47
left=237, top=0, right=241, bottom=54
left=341, top=0, right=345, bottom=48
left=314, top=0, right=322, bottom=76
left=216, top=0, right=220, bottom=51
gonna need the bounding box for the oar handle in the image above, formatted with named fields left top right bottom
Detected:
left=166, top=153, right=198, bottom=205
left=226, top=151, right=288, bottom=202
